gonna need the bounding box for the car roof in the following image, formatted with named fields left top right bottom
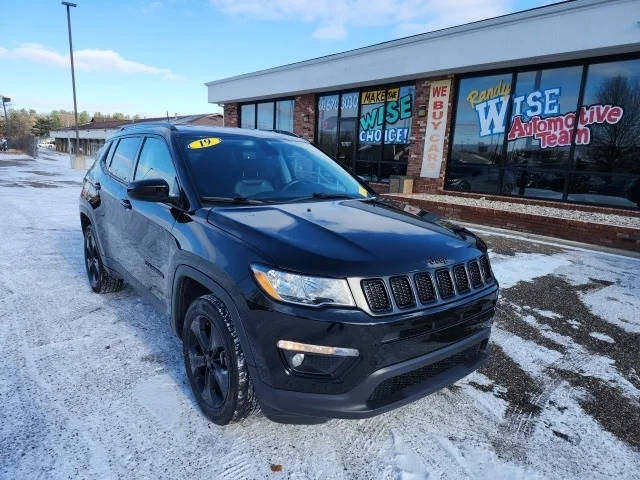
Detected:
left=110, top=123, right=306, bottom=142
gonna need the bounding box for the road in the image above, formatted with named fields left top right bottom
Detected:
left=1, top=150, right=639, bottom=479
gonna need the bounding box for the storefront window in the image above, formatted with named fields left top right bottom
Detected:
left=317, top=94, right=339, bottom=158
left=240, top=99, right=294, bottom=132
left=569, top=58, right=640, bottom=207
left=446, top=56, right=640, bottom=209
left=447, top=74, right=511, bottom=194
left=358, top=88, right=387, bottom=163
left=275, top=100, right=294, bottom=132
left=241, top=104, right=255, bottom=129
left=383, top=85, right=415, bottom=163
left=257, top=102, right=275, bottom=130
left=507, top=66, right=582, bottom=170
left=340, top=92, right=359, bottom=118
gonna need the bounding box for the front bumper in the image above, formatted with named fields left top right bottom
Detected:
left=253, top=327, right=490, bottom=421
left=241, top=283, right=498, bottom=421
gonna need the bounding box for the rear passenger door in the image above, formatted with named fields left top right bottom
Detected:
left=100, top=135, right=142, bottom=274
left=126, top=135, right=179, bottom=304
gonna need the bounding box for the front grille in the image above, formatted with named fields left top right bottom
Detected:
left=414, top=273, right=435, bottom=304
left=361, top=279, right=391, bottom=312
left=479, top=256, right=492, bottom=282
left=358, top=255, right=491, bottom=314
left=389, top=276, right=415, bottom=308
left=453, top=264, right=470, bottom=292
left=368, top=344, right=483, bottom=406
left=468, top=261, right=483, bottom=288
left=435, top=269, right=454, bottom=298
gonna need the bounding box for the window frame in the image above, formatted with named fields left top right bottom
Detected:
left=132, top=134, right=181, bottom=199
left=445, top=51, right=640, bottom=209
left=239, top=96, right=296, bottom=132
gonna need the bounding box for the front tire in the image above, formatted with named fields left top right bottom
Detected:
left=182, top=294, right=258, bottom=425
left=83, top=225, right=123, bottom=294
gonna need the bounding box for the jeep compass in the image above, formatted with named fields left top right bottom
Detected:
left=79, top=123, right=498, bottom=424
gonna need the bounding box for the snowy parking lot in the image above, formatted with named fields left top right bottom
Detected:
left=1, top=150, right=639, bottom=479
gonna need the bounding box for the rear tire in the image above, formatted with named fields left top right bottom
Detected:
left=83, top=224, right=123, bottom=294
left=182, top=294, right=258, bottom=425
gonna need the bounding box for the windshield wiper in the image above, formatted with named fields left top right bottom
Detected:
left=289, top=193, right=360, bottom=202
left=200, top=196, right=265, bottom=205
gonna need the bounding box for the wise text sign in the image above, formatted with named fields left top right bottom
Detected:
left=420, top=79, right=451, bottom=178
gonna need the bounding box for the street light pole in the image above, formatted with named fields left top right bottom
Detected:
left=62, top=2, right=79, bottom=162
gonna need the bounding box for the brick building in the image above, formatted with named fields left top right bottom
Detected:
left=206, top=0, right=640, bottom=217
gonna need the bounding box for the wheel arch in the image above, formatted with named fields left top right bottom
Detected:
left=171, top=265, right=257, bottom=368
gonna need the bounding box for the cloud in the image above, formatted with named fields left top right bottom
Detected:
left=210, top=0, right=514, bottom=40
left=0, top=43, right=182, bottom=80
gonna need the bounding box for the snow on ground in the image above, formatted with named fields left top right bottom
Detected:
left=1, top=151, right=639, bottom=479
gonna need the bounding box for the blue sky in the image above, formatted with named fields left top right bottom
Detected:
left=0, top=0, right=555, bottom=117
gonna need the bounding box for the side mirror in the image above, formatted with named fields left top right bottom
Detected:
left=128, top=178, right=170, bottom=202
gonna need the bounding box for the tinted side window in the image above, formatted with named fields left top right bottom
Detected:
left=134, top=137, right=178, bottom=196
left=109, top=137, right=141, bottom=182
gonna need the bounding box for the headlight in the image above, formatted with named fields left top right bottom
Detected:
left=251, top=264, right=355, bottom=307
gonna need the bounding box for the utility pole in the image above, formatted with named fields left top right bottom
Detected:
left=62, top=2, right=80, bottom=164
left=1, top=96, right=10, bottom=149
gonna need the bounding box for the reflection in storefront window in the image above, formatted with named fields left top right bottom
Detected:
left=570, top=58, right=640, bottom=208
left=446, top=57, right=640, bottom=209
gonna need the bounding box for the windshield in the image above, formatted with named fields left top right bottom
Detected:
left=181, top=135, right=371, bottom=203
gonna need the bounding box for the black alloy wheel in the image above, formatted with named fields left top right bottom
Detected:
left=186, top=314, right=230, bottom=409
left=84, top=226, right=101, bottom=291
left=182, top=294, right=257, bottom=424
left=83, top=225, right=123, bottom=294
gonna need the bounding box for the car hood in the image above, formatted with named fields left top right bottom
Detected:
left=206, top=198, right=483, bottom=277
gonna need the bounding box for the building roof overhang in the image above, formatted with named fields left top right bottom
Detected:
left=206, top=0, right=640, bottom=104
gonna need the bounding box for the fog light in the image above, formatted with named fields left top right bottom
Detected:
left=278, top=340, right=359, bottom=376
left=291, top=353, right=305, bottom=367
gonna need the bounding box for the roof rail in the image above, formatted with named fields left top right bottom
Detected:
left=119, top=121, right=178, bottom=132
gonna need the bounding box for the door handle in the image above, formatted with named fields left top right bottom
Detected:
left=120, top=199, right=132, bottom=209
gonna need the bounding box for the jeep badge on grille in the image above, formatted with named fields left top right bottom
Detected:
left=427, top=256, right=449, bottom=266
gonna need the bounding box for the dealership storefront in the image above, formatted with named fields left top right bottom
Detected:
left=207, top=0, right=640, bottom=211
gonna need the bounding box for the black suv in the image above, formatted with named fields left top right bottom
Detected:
left=79, top=123, right=498, bottom=425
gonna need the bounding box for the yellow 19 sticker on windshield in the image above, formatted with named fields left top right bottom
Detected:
left=188, top=137, right=222, bottom=149
left=358, top=186, right=368, bottom=197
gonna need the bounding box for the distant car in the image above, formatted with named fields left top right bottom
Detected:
left=79, top=123, right=498, bottom=425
